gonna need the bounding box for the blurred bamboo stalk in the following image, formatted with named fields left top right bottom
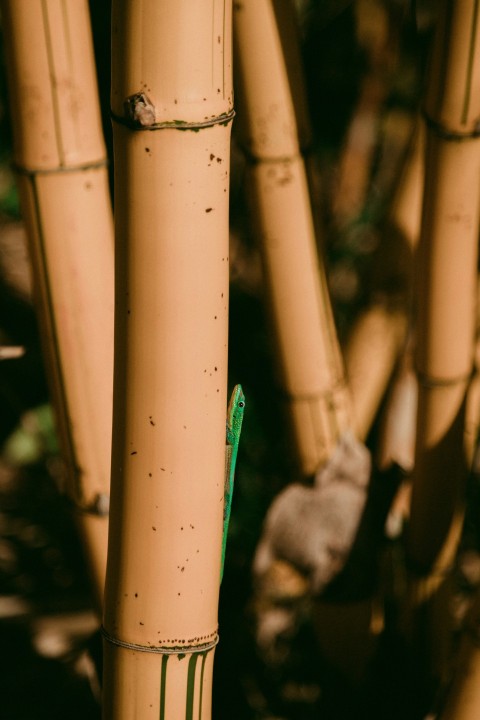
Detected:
left=345, top=123, right=423, bottom=444
left=438, top=567, right=480, bottom=718
left=332, top=0, right=396, bottom=225
left=1, top=0, right=114, bottom=609
left=234, top=0, right=351, bottom=476
left=345, top=304, right=407, bottom=441
left=407, top=0, right=480, bottom=584
left=103, top=2, right=233, bottom=716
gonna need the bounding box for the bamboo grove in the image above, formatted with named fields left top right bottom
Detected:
left=0, top=1, right=479, bottom=718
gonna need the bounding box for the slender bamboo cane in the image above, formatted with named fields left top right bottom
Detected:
left=366, top=126, right=424, bottom=464
left=335, top=120, right=423, bottom=444
left=103, top=2, right=233, bottom=717
left=407, top=0, right=480, bottom=581
left=345, top=304, right=407, bottom=441
left=234, top=0, right=351, bottom=476
left=1, top=0, right=114, bottom=609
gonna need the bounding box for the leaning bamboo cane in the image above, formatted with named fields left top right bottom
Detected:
left=234, top=0, right=351, bottom=476
left=1, top=0, right=114, bottom=609
left=103, top=2, right=233, bottom=717
left=406, top=0, right=480, bottom=584
left=351, top=124, right=424, bottom=452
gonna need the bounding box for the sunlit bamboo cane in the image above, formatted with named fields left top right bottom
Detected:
left=234, top=0, right=350, bottom=476
left=406, top=0, right=480, bottom=586
left=102, top=2, right=233, bottom=717
left=0, top=0, right=114, bottom=609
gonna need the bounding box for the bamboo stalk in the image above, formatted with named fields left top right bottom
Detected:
left=407, top=0, right=480, bottom=579
left=1, top=0, right=114, bottom=609
left=343, top=122, right=424, bottom=444
left=234, top=0, right=351, bottom=476
left=361, top=126, right=424, bottom=467
left=345, top=304, right=408, bottom=441
left=438, top=586, right=480, bottom=719
left=103, top=2, right=233, bottom=717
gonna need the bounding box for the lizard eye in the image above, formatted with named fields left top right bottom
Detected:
left=238, top=401, right=245, bottom=408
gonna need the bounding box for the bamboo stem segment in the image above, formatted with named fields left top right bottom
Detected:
left=407, top=0, right=480, bottom=577
left=234, top=0, right=350, bottom=475
left=1, top=0, right=114, bottom=608
left=103, top=2, right=233, bottom=717
left=439, top=591, right=480, bottom=719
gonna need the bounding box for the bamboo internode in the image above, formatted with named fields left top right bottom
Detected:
left=234, top=0, right=351, bottom=475
left=1, top=0, right=114, bottom=608
left=103, top=2, right=233, bottom=716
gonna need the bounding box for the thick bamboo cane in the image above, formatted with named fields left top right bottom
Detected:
left=103, top=2, right=233, bottom=717
left=407, top=0, right=480, bottom=583
left=1, top=0, right=114, bottom=609
left=234, top=0, right=350, bottom=476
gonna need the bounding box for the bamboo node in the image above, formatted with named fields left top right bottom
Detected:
left=101, top=626, right=219, bottom=655
left=69, top=492, right=110, bottom=517
left=111, top=107, right=235, bottom=132
left=423, top=111, right=480, bottom=141
left=12, top=158, right=108, bottom=177
left=415, top=368, right=473, bottom=388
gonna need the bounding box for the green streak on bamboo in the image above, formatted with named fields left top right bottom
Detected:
left=186, top=653, right=200, bottom=720
left=159, top=654, right=169, bottom=720
left=462, top=0, right=480, bottom=124
left=198, top=651, right=208, bottom=720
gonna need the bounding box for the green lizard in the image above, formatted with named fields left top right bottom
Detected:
left=221, top=384, right=245, bottom=582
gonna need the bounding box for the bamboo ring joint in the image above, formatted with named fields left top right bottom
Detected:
left=423, top=111, right=480, bottom=141
left=111, top=92, right=235, bottom=131
left=101, top=626, right=219, bottom=655
left=12, top=158, right=108, bottom=176
left=415, top=368, right=473, bottom=389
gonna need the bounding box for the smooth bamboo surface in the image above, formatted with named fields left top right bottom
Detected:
left=345, top=305, right=407, bottom=441
left=234, top=0, right=350, bottom=475
left=103, top=2, right=233, bottom=717
left=407, top=0, right=480, bottom=576
left=1, top=0, right=114, bottom=608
